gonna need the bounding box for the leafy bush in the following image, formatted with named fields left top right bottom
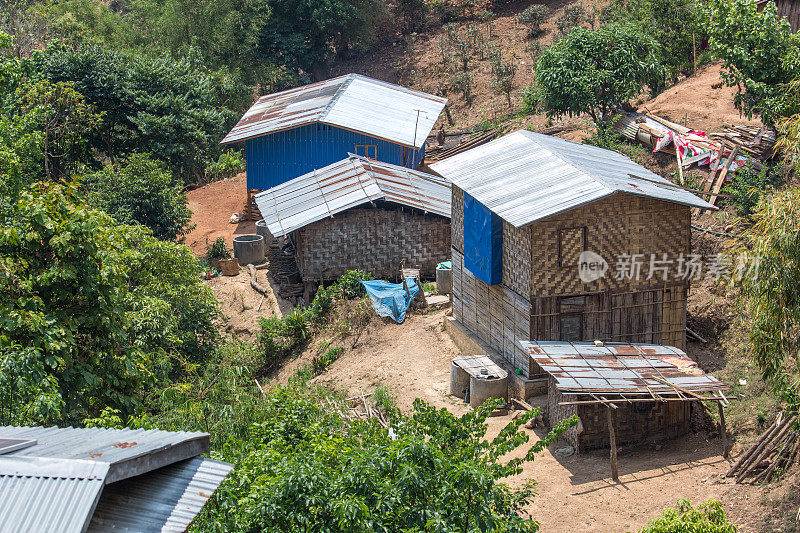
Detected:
left=450, top=71, right=474, bottom=103
left=191, top=383, right=577, bottom=532
left=536, top=24, right=663, bottom=125
left=708, top=0, right=800, bottom=124
left=640, top=499, right=736, bottom=532
left=556, top=3, right=585, bottom=34
left=86, top=153, right=194, bottom=241
left=204, top=150, right=245, bottom=182
left=491, top=55, right=517, bottom=107
left=516, top=4, right=550, bottom=37
left=723, top=162, right=786, bottom=219
left=521, top=84, right=540, bottom=114
left=205, top=237, right=232, bottom=261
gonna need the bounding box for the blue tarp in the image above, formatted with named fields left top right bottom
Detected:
left=361, top=278, right=420, bottom=324
left=464, top=192, right=503, bottom=285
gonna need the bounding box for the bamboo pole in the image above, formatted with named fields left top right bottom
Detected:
left=718, top=401, right=729, bottom=458
left=737, top=416, right=796, bottom=482
left=608, top=407, right=619, bottom=481
left=726, top=414, right=781, bottom=477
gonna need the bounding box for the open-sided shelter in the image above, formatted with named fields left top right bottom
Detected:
left=221, top=74, right=447, bottom=218
left=430, top=131, right=714, bottom=378
left=522, top=341, right=730, bottom=451
left=254, top=154, right=451, bottom=283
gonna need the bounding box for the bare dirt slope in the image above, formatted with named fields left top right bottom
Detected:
left=274, top=307, right=764, bottom=532
left=638, top=62, right=764, bottom=133
left=185, top=173, right=256, bottom=257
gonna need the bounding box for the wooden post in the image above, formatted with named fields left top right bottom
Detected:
left=607, top=407, right=619, bottom=481
left=692, top=32, right=697, bottom=75
left=718, top=401, right=729, bottom=458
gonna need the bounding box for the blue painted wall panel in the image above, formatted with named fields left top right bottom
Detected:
left=463, top=192, right=503, bottom=286
left=245, top=124, right=425, bottom=190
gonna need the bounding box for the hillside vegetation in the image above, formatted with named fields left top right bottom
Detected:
left=2, top=0, right=800, bottom=530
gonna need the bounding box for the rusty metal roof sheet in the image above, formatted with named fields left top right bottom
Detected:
left=221, top=74, right=447, bottom=148
left=429, top=130, right=715, bottom=228
left=521, top=341, right=728, bottom=397
left=254, top=154, right=451, bottom=237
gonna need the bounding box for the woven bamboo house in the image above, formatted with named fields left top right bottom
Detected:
left=430, top=131, right=714, bottom=378
left=254, top=154, right=451, bottom=284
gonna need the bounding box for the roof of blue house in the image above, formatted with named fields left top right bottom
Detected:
left=221, top=74, right=447, bottom=149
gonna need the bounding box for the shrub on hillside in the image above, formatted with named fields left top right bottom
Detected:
left=723, top=161, right=786, bottom=219
left=86, top=153, right=194, bottom=241
left=516, top=4, right=550, bottom=37
left=640, top=499, right=737, bottom=532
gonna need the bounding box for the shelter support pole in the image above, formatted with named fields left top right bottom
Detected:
left=607, top=407, right=619, bottom=481
left=718, top=400, right=729, bottom=458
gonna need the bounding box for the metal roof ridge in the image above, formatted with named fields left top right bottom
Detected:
left=318, top=74, right=357, bottom=124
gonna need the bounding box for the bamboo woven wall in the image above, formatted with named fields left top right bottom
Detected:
left=529, top=285, right=687, bottom=350
left=526, top=193, right=691, bottom=297
left=576, top=400, right=692, bottom=451
left=548, top=378, right=579, bottom=449
left=452, top=248, right=537, bottom=376
left=503, top=221, right=532, bottom=297
left=452, top=186, right=464, bottom=253
left=294, top=207, right=450, bottom=282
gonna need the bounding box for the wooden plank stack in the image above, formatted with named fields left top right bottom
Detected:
left=709, top=125, right=777, bottom=161
left=323, top=392, right=390, bottom=429
left=726, top=413, right=799, bottom=483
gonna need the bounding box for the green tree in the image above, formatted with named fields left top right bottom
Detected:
left=602, top=0, right=705, bottom=88
left=535, top=24, right=663, bottom=125
left=0, top=181, right=219, bottom=424
left=708, top=0, right=800, bottom=125
left=86, top=153, right=194, bottom=241
left=23, top=42, right=243, bottom=183
left=734, top=187, right=800, bottom=413
left=182, top=383, right=576, bottom=532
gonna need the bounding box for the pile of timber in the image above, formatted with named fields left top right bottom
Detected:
left=710, top=125, right=777, bottom=161
left=726, top=412, right=799, bottom=483
left=324, top=392, right=390, bottom=429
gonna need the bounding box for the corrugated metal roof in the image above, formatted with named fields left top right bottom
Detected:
left=221, top=74, right=447, bottom=148
left=429, top=130, right=715, bottom=228
left=0, top=426, right=231, bottom=533
left=0, top=457, right=108, bottom=533
left=254, top=154, right=451, bottom=237
left=87, top=457, right=233, bottom=532
left=0, top=425, right=209, bottom=482
left=521, top=341, right=728, bottom=397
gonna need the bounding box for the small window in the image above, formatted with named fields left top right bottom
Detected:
left=355, top=145, right=377, bottom=160
left=558, top=227, right=586, bottom=268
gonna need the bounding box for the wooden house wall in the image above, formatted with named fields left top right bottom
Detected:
left=526, top=193, right=691, bottom=297
left=452, top=186, right=464, bottom=253
left=759, top=0, right=800, bottom=32
left=294, top=207, right=450, bottom=282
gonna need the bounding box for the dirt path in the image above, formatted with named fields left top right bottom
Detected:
left=295, top=307, right=763, bottom=532
left=185, top=173, right=258, bottom=257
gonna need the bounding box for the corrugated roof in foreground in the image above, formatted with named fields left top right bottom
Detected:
left=0, top=426, right=231, bottom=533
left=521, top=341, right=729, bottom=396
left=221, top=74, right=447, bottom=148
left=87, top=456, right=233, bottom=532
left=254, top=154, right=451, bottom=237
left=429, top=130, right=715, bottom=228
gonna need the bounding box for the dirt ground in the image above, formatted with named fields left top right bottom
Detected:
left=206, top=266, right=292, bottom=340
left=269, top=307, right=768, bottom=532
left=185, top=173, right=256, bottom=257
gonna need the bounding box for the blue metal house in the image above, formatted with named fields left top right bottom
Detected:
left=221, top=74, right=448, bottom=191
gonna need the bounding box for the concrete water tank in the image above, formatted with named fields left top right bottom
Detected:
left=450, top=360, right=470, bottom=398
left=232, top=234, right=265, bottom=265
left=436, top=264, right=452, bottom=295
left=469, top=371, right=508, bottom=409
left=255, top=219, right=273, bottom=241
